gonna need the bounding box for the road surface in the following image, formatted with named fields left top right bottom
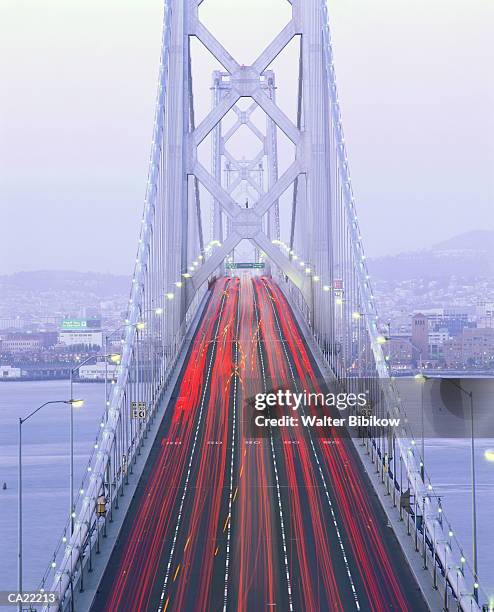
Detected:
left=90, top=276, right=426, bottom=612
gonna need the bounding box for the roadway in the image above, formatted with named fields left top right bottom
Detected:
left=90, top=275, right=427, bottom=612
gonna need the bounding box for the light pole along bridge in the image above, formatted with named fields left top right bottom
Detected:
left=38, top=1, right=486, bottom=610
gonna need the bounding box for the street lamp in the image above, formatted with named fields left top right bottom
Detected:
left=445, top=378, right=478, bottom=602
left=18, top=399, right=83, bottom=610
left=414, top=373, right=427, bottom=481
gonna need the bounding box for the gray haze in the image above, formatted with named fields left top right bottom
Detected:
left=1, top=0, right=493, bottom=275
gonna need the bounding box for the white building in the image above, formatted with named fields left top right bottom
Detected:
left=78, top=362, right=119, bottom=381
left=1, top=337, right=41, bottom=352
left=428, top=329, right=450, bottom=345
left=0, top=365, right=22, bottom=379
left=428, top=329, right=450, bottom=359
left=58, top=330, right=103, bottom=348
left=0, top=318, right=24, bottom=330
left=476, top=301, right=494, bottom=318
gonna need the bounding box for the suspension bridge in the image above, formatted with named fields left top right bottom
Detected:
left=37, top=1, right=487, bottom=610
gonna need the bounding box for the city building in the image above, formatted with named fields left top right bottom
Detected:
left=386, top=335, right=414, bottom=367
left=443, top=328, right=494, bottom=368
left=461, top=328, right=494, bottom=366
left=428, top=328, right=450, bottom=360
left=411, top=313, right=429, bottom=360
left=476, top=301, right=494, bottom=328
left=58, top=330, right=103, bottom=348
left=1, top=336, right=42, bottom=353
left=414, top=308, right=474, bottom=336
left=0, top=317, right=24, bottom=331
left=476, top=301, right=494, bottom=319
left=0, top=365, right=22, bottom=379
left=78, top=362, right=119, bottom=381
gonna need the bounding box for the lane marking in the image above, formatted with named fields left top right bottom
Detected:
left=253, top=281, right=294, bottom=612
left=222, top=280, right=240, bottom=611
left=263, top=279, right=360, bottom=611
left=158, top=282, right=232, bottom=611
left=223, top=514, right=230, bottom=532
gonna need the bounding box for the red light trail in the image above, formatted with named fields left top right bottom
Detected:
left=91, top=276, right=425, bottom=612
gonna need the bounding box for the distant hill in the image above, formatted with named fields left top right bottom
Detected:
left=368, top=230, right=494, bottom=281
left=432, top=230, right=494, bottom=254
left=0, top=271, right=131, bottom=296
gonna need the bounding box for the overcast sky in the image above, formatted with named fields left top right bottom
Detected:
left=0, top=0, right=493, bottom=275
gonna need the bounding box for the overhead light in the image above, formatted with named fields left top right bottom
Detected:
left=484, top=449, right=494, bottom=462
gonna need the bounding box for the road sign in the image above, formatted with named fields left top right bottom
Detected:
left=225, top=262, right=265, bottom=269
left=131, top=401, right=147, bottom=419
left=61, top=319, right=87, bottom=330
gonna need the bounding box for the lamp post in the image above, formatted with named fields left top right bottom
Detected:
left=307, top=263, right=315, bottom=331
left=412, top=345, right=426, bottom=482
left=298, top=260, right=315, bottom=329
left=417, top=375, right=478, bottom=601
left=18, top=399, right=83, bottom=611
left=413, top=371, right=426, bottom=482
left=445, top=378, right=478, bottom=603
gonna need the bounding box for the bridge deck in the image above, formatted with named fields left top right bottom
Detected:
left=90, top=276, right=427, bottom=612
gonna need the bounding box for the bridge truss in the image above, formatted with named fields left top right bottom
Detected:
left=40, top=1, right=484, bottom=610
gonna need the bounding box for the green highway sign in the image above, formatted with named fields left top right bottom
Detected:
left=61, top=319, right=87, bottom=330
left=225, top=262, right=265, bottom=269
